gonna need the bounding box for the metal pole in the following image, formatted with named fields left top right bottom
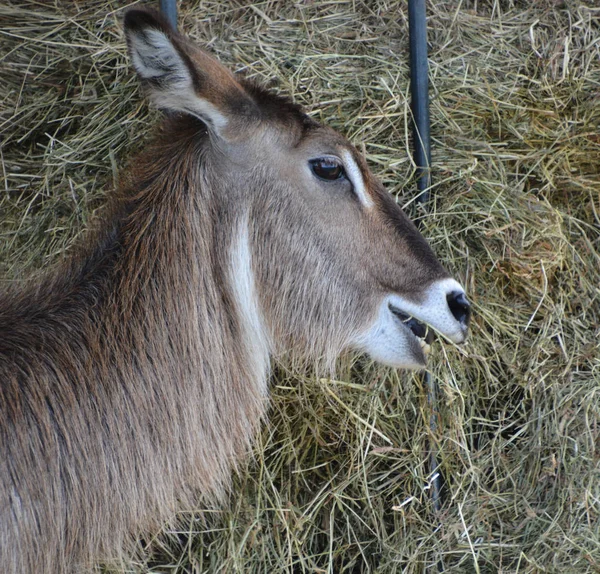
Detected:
left=408, top=0, right=432, bottom=204
left=159, top=0, right=178, bottom=31
left=408, top=1, right=444, bottom=571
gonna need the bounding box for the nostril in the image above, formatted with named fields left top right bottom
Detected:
left=447, top=291, right=471, bottom=327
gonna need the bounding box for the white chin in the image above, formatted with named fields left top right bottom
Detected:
left=353, top=302, right=428, bottom=370
left=366, top=345, right=427, bottom=370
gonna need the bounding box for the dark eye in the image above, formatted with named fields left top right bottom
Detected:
left=309, top=158, right=345, bottom=181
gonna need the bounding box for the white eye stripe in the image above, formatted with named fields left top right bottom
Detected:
left=340, top=149, right=374, bottom=208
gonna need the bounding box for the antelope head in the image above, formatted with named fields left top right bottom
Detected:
left=124, top=9, right=470, bottom=372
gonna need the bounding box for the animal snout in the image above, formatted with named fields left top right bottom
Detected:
left=446, top=290, right=471, bottom=328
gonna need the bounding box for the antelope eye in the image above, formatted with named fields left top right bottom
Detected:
left=309, top=158, right=345, bottom=181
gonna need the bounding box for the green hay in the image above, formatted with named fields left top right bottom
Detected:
left=1, top=1, right=599, bottom=572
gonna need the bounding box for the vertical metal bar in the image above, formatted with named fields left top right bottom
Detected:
left=159, top=0, right=178, bottom=31
left=408, top=1, right=444, bottom=571
left=408, top=0, right=432, bottom=205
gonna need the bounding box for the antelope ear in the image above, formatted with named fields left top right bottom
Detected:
left=123, top=8, right=257, bottom=139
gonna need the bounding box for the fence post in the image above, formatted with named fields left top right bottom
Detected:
left=408, top=0, right=444, bottom=570
left=159, top=0, right=177, bottom=30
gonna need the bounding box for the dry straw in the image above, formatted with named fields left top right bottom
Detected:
left=1, top=1, right=599, bottom=572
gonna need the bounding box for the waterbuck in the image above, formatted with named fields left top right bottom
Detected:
left=0, top=8, right=470, bottom=573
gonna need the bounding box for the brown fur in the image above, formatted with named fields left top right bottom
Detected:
left=0, top=9, right=455, bottom=572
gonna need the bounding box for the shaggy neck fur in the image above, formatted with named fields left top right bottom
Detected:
left=0, top=116, right=269, bottom=573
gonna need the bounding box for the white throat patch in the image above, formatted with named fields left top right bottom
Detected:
left=230, top=220, right=271, bottom=394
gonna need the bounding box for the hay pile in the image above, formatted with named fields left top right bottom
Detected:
left=2, top=0, right=599, bottom=572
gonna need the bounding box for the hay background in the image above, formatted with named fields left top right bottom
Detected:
left=1, top=0, right=599, bottom=572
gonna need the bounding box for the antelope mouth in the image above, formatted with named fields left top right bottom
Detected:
left=357, top=280, right=468, bottom=370
left=388, top=304, right=434, bottom=356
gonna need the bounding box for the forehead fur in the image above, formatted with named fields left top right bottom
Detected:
left=240, top=79, right=319, bottom=136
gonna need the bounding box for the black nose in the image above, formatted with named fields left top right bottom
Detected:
left=447, top=291, right=471, bottom=327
